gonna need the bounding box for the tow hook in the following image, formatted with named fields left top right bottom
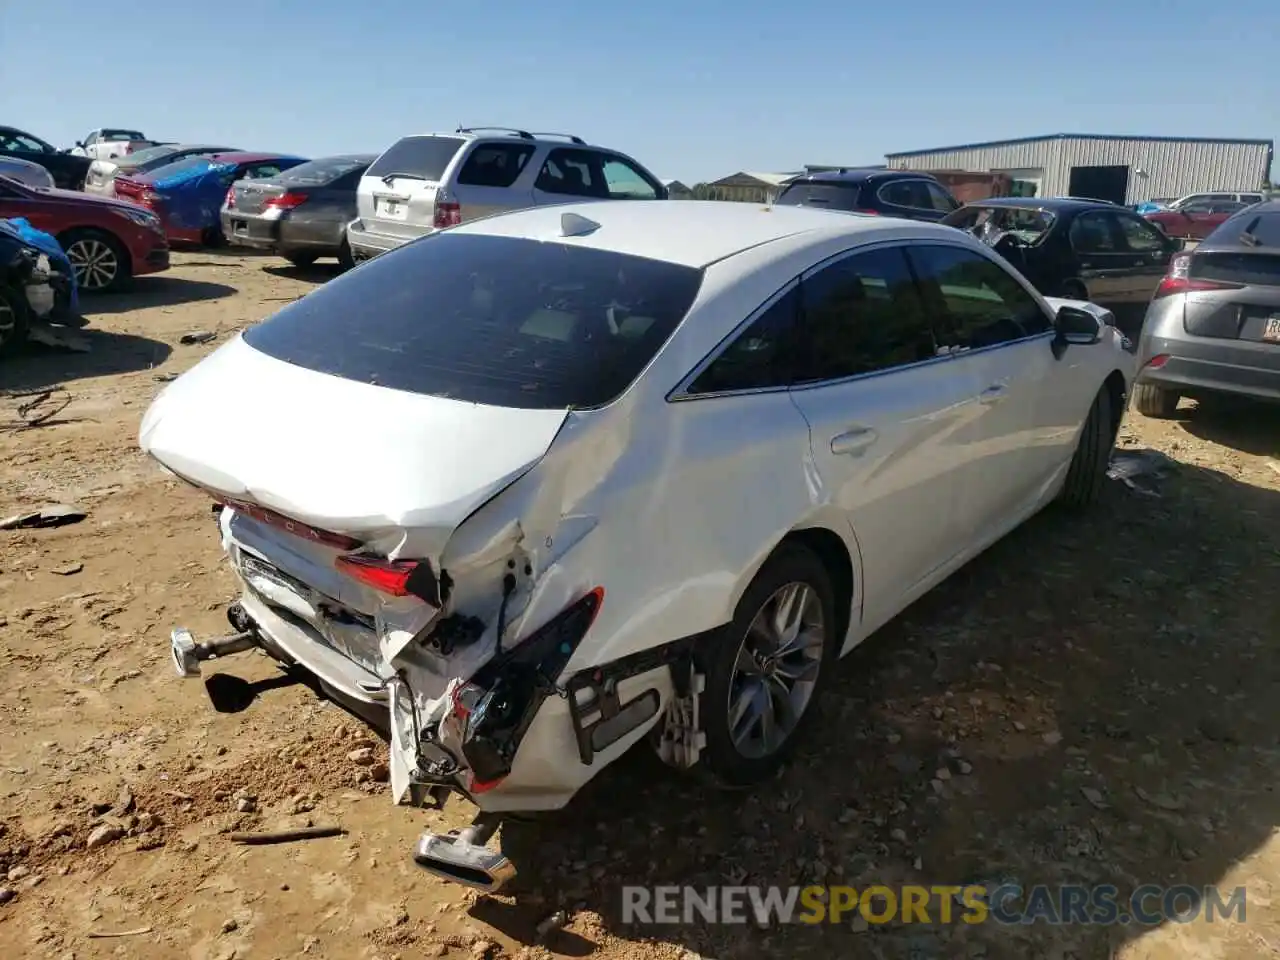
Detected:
left=413, top=812, right=516, bottom=892
left=170, top=627, right=257, bottom=678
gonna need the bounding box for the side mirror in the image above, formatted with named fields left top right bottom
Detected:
left=1051, top=305, right=1101, bottom=358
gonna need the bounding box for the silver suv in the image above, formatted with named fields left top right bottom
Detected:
left=345, top=127, right=668, bottom=261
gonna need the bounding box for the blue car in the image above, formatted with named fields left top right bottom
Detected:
left=114, top=151, right=308, bottom=246
left=1, top=217, right=80, bottom=354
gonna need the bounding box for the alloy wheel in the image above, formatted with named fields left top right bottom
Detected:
left=726, top=581, right=826, bottom=760
left=66, top=238, right=119, bottom=290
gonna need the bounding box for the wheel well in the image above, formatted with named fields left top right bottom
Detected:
left=779, top=527, right=854, bottom=648
left=1103, top=369, right=1127, bottom=441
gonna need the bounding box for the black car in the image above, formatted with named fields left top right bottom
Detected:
left=773, top=169, right=961, bottom=221
left=0, top=126, right=93, bottom=191
left=942, top=197, right=1183, bottom=337
left=221, top=154, right=376, bottom=270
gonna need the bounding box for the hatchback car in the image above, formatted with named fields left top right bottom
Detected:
left=1132, top=200, right=1280, bottom=416
left=142, top=202, right=1133, bottom=892
left=772, top=169, right=961, bottom=220
left=0, top=175, right=169, bottom=292
left=345, top=126, right=666, bottom=261
left=943, top=197, right=1182, bottom=337
left=222, top=154, right=375, bottom=269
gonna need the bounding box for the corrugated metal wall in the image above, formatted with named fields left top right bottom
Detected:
left=886, top=137, right=1272, bottom=203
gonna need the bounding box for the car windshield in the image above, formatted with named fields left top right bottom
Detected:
left=366, top=136, right=465, bottom=182
left=277, top=156, right=370, bottom=186
left=242, top=232, right=705, bottom=410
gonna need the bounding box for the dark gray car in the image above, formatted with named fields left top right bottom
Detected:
left=221, top=154, right=375, bottom=269
left=1133, top=200, right=1280, bottom=417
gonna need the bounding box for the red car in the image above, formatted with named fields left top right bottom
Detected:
left=1144, top=198, right=1251, bottom=241
left=114, top=151, right=308, bottom=246
left=0, top=175, right=169, bottom=293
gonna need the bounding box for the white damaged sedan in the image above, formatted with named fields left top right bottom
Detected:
left=140, top=200, right=1135, bottom=890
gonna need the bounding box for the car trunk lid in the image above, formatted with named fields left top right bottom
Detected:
left=359, top=135, right=466, bottom=240
left=230, top=178, right=288, bottom=216
left=1183, top=249, right=1280, bottom=342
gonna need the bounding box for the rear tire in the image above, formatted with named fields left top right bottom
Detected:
left=61, top=228, right=130, bottom=293
left=337, top=238, right=355, bottom=272
left=692, top=543, right=838, bottom=789
left=285, top=251, right=318, bottom=269
left=0, top=285, right=30, bottom=358
left=1132, top=382, right=1180, bottom=419
left=1059, top=386, right=1115, bottom=508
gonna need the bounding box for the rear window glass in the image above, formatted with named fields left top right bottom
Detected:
left=242, top=233, right=704, bottom=409
left=279, top=156, right=371, bottom=186
left=1206, top=209, right=1280, bottom=248
left=103, top=130, right=145, bottom=141
left=774, top=181, right=864, bottom=210
left=366, top=136, right=465, bottom=182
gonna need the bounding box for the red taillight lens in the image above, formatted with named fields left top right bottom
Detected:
left=140, top=190, right=161, bottom=207
left=1145, top=354, right=1170, bottom=370
left=433, top=199, right=461, bottom=229
left=264, top=192, right=308, bottom=210
left=335, top=555, right=424, bottom=598
left=224, top=187, right=235, bottom=208
left=1153, top=252, right=1243, bottom=299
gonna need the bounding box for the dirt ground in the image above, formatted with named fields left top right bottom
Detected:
left=2, top=251, right=1279, bottom=960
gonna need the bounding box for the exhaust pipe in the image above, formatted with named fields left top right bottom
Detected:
left=170, top=626, right=257, bottom=678
left=413, top=814, right=516, bottom=893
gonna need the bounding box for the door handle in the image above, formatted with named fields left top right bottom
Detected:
left=830, top=427, right=877, bottom=456
left=978, top=384, right=1008, bottom=405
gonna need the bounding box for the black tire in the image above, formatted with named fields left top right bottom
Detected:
left=0, top=285, right=30, bottom=358
left=61, top=228, right=130, bottom=293
left=337, top=238, right=355, bottom=272
left=1059, top=386, right=1115, bottom=508
left=285, top=251, right=319, bottom=269
left=693, top=543, right=838, bottom=789
left=201, top=226, right=227, bottom=248
left=1132, top=382, right=1180, bottom=419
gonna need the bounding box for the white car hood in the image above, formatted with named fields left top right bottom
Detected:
left=139, top=335, right=570, bottom=553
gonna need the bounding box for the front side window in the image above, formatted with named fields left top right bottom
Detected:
left=535, top=148, right=606, bottom=198
left=925, top=182, right=960, bottom=213
left=456, top=143, right=536, bottom=188
left=243, top=233, right=704, bottom=410
left=687, top=287, right=800, bottom=394
left=1115, top=214, right=1167, bottom=251
left=600, top=156, right=660, bottom=199
left=794, top=246, right=936, bottom=382
left=907, top=244, right=1051, bottom=349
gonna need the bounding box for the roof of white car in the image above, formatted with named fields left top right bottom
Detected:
left=453, top=200, right=936, bottom=268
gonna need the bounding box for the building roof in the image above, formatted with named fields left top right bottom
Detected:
left=708, top=171, right=801, bottom=188
left=453, top=198, right=902, bottom=268
left=886, top=133, right=1276, bottom=158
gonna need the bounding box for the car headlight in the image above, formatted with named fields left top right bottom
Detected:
left=113, top=207, right=162, bottom=229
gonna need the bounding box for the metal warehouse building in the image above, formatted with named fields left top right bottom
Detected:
left=884, top=134, right=1274, bottom=205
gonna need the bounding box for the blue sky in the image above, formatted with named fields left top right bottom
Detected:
left=1, top=0, right=1274, bottom=185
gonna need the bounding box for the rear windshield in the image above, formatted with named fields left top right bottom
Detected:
left=774, top=181, right=864, bottom=210
left=366, top=136, right=465, bottom=182
left=242, top=233, right=704, bottom=409
left=278, top=156, right=371, bottom=186
left=1205, top=209, right=1280, bottom=248
left=103, top=130, right=146, bottom=141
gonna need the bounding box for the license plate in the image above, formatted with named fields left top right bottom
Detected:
left=1264, top=316, right=1280, bottom=343
left=378, top=198, right=406, bottom=219
left=232, top=219, right=247, bottom=234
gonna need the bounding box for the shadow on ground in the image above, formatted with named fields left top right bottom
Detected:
left=1176, top=397, right=1280, bottom=459
left=261, top=262, right=343, bottom=284
left=84, top=276, right=236, bottom=314
left=1, top=329, right=172, bottom=390
left=477, top=458, right=1280, bottom=959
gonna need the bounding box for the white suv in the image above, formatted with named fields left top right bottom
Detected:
left=345, top=126, right=667, bottom=261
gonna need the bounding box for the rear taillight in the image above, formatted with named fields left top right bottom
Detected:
left=335, top=555, right=424, bottom=597
left=854, top=208, right=880, bottom=215
left=140, top=190, right=161, bottom=207
left=224, top=187, right=235, bottom=208
left=1145, top=354, right=1170, bottom=370
left=1153, top=252, right=1244, bottom=299
left=264, top=192, right=308, bottom=210
left=434, top=199, right=461, bottom=229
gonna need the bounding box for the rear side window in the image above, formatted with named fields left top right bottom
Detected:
left=456, top=143, right=536, bottom=188
left=535, top=149, right=607, bottom=198
left=793, top=246, right=936, bottom=382
left=243, top=233, right=704, bottom=410
left=279, top=157, right=370, bottom=186
left=774, top=181, right=864, bottom=211
left=878, top=180, right=936, bottom=211
left=367, top=136, right=465, bottom=182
